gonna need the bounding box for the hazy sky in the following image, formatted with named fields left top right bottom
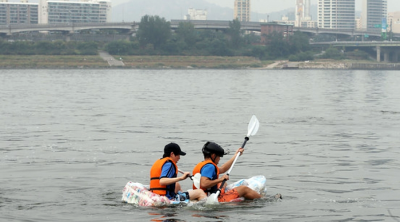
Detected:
left=203, top=0, right=400, bottom=13
left=9, top=0, right=400, bottom=14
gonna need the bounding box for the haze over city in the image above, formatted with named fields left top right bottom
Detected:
left=110, top=0, right=400, bottom=14
left=202, top=0, right=400, bottom=13
left=6, top=0, right=400, bottom=13
left=4, top=0, right=400, bottom=22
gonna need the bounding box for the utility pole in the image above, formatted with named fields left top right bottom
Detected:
left=390, top=19, right=393, bottom=41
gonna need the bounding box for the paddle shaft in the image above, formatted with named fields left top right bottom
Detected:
left=178, top=169, right=193, bottom=180
left=241, top=136, right=250, bottom=150
left=216, top=137, right=249, bottom=191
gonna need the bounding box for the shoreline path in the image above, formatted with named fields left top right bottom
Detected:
left=99, top=51, right=125, bottom=67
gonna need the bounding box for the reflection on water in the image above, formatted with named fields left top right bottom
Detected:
left=1, top=69, right=400, bottom=221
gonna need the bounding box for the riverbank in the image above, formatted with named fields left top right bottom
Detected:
left=0, top=54, right=270, bottom=69
left=0, top=54, right=397, bottom=70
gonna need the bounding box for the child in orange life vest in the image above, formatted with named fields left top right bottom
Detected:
left=192, top=141, right=262, bottom=202
left=149, top=143, right=207, bottom=201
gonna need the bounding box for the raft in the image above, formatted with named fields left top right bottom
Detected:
left=121, top=175, right=267, bottom=207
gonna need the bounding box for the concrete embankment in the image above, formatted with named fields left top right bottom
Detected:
left=285, top=60, right=400, bottom=70
left=349, top=63, right=400, bottom=70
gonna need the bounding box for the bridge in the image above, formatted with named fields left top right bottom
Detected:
left=311, top=41, right=400, bottom=62
left=2, top=20, right=400, bottom=38
left=293, top=27, right=392, bottom=38
left=0, top=22, right=137, bottom=35
left=170, top=20, right=400, bottom=38
left=170, top=20, right=263, bottom=31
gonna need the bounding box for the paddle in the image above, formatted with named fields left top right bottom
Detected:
left=205, top=115, right=260, bottom=205
left=178, top=169, right=201, bottom=189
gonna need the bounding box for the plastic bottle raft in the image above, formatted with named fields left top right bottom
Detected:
left=122, top=175, right=267, bottom=207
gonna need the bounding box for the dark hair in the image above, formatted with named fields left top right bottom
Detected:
left=203, top=151, right=212, bottom=159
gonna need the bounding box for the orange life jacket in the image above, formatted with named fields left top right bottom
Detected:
left=149, top=157, right=178, bottom=196
left=192, top=160, right=219, bottom=192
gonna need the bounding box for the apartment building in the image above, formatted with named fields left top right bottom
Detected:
left=40, top=0, right=111, bottom=24
left=301, top=20, right=317, bottom=28
left=318, top=0, right=355, bottom=29
left=1, top=0, right=110, bottom=25
left=355, top=17, right=362, bottom=30
left=388, top=11, right=400, bottom=34
left=362, top=0, right=387, bottom=31
left=234, top=0, right=250, bottom=22
left=260, top=22, right=293, bottom=43
left=0, top=0, right=38, bottom=25
left=184, top=8, right=207, bottom=20
left=295, top=0, right=311, bottom=27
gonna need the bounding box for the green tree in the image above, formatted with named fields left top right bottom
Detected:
left=35, top=42, right=55, bottom=55
left=323, top=47, right=344, bottom=60
left=198, top=29, right=216, bottom=41
left=136, top=15, right=171, bottom=50
left=210, top=39, right=233, bottom=56
left=51, top=40, right=67, bottom=55
left=161, top=36, right=186, bottom=55
left=264, top=32, right=290, bottom=58
left=289, top=31, right=310, bottom=53
left=77, top=42, right=98, bottom=55
left=176, top=22, right=197, bottom=48
left=288, top=55, right=299, bottom=61
left=248, top=46, right=267, bottom=60
left=244, top=32, right=261, bottom=45
left=299, top=51, right=314, bottom=61
left=227, top=19, right=244, bottom=47
left=105, top=40, right=132, bottom=55
left=194, top=39, right=213, bottom=55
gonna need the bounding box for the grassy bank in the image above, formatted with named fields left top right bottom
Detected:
left=120, top=55, right=268, bottom=69
left=0, top=55, right=108, bottom=68
left=0, top=55, right=385, bottom=69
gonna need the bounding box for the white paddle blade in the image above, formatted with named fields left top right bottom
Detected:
left=193, top=173, right=201, bottom=189
left=247, top=115, right=260, bottom=137
left=206, top=192, right=220, bottom=205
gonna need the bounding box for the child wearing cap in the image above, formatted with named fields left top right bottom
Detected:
left=149, top=143, right=206, bottom=202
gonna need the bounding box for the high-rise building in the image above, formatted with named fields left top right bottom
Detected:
left=184, top=8, right=207, bottom=20
left=40, top=0, right=111, bottom=24
left=362, top=0, right=387, bottom=31
left=355, top=17, right=362, bottom=30
left=388, top=12, right=400, bottom=34
left=234, top=0, right=250, bottom=22
left=295, top=0, right=311, bottom=27
left=318, top=0, right=355, bottom=29
left=1, top=0, right=111, bottom=25
left=0, top=1, right=38, bottom=25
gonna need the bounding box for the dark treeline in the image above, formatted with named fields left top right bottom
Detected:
left=104, top=15, right=315, bottom=61
left=0, top=15, right=373, bottom=61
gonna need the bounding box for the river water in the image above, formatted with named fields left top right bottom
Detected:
left=1, top=69, right=399, bottom=221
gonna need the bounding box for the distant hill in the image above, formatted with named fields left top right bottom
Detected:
left=111, top=0, right=320, bottom=23
left=111, top=0, right=234, bottom=22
